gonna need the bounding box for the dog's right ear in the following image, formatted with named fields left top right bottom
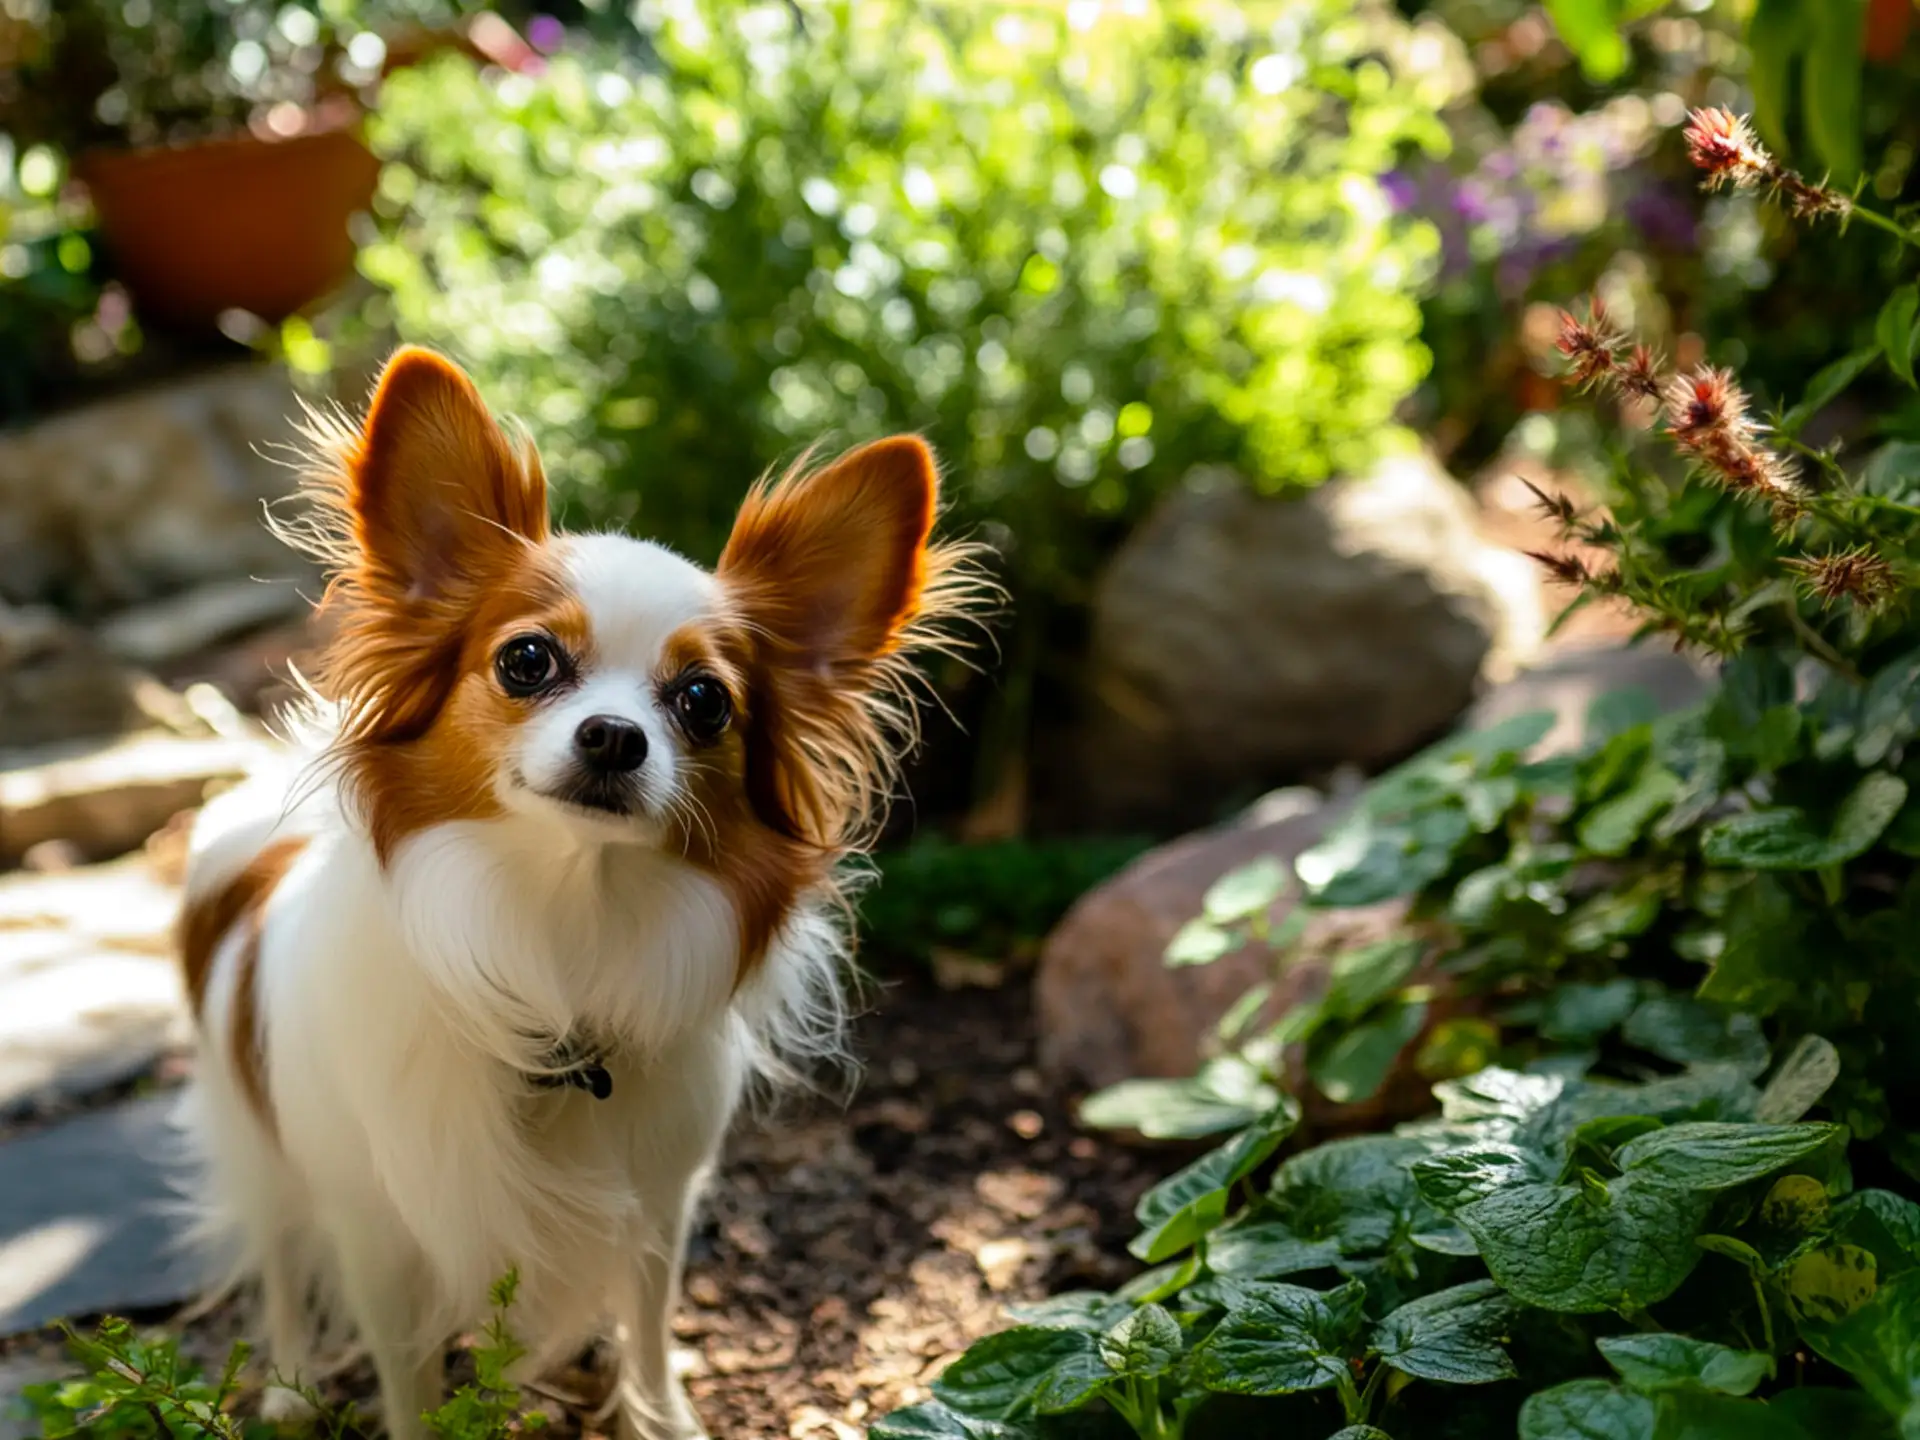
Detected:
left=309, top=348, right=552, bottom=747
left=347, top=347, right=548, bottom=606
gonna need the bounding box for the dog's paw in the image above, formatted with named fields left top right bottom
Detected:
left=259, top=1385, right=318, bottom=1424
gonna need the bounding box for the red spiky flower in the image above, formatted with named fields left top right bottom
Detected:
left=1784, top=547, right=1898, bottom=607
left=1684, top=108, right=1772, bottom=191
left=1556, top=298, right=1626, bottom=391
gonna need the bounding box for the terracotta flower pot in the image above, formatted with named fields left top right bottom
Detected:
left=73, top=121, right=381, bottom=332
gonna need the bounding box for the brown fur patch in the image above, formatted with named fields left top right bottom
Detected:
left=178, top=835, right=307, bottom=1134
left=230, top=914, right=275, bottom=1139
left=717, top=436, right=951, bottom=852
left=658, top=619, right=826, bottom=983
left=348, top=547, right=590, bottom=862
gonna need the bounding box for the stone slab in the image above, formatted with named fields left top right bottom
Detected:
left=0, top=859, right=190, bottom=1119
left=0, top=1094, right=195, bottom=1335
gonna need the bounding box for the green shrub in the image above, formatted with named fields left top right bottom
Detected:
left=346, top=0, right=1445, bottom=609
left=877, top=111, right=1920, bottom=1440
left=859, top=835, right=1150, bottom=967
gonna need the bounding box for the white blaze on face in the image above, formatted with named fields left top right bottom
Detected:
left=502, top=533, right=721, bottom=829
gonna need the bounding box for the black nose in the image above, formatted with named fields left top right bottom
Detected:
left=573, top=715, right=648, bottom=773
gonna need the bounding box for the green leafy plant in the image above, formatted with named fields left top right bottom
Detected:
left=878, top=110, right=1920, bottom=1439
left=16, top=1271, right=541, bottom=1440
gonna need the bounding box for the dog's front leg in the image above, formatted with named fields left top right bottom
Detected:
left=608, top=1191, right=707, bottom=1440
left=329, top=1219, right=446, bottom=1440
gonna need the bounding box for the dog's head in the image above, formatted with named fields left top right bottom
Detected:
left=294, top=347, right=980, bottom=960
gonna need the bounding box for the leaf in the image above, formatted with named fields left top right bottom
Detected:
left=1202, top=857, right=1288, bottom=924
left=1310, top=998, right=1428, bottom=1105
left=931, top=1328, right=1100, bottom=1420
left=1597, top=1333, right=1770, bottom=1397
left=1323, top=937, right=1424, bottom=1020
left=1370, top=1280, right=1518, bottom=1384
left=1623, top=996, right=1771, bottom=1075
left=1787, top=1244, right=1880, bottom=1323
left=1297, top=805, right=1473, bottom=908
left=1696, top=1233, right=1767, bottom=1272
left=1081, top=1057, right=1282, bottom=1140
left=1205, top=1221, right=1345, bottom=1279
left=1005, top=1293, right=1133, bottom=1334
left=1770, top=1387, right=1903, bottom=1437
left=870, top=1404, right=1036, bottom=1439
left=1701, top=877, right=1811, bottom=1016
left=1564, top=889, right=1663, bottom=955
left=1449, top=1173, right=1711, bottom=1313
left=1030, top=1345, right=1111, bottom=1415
left=1097, top=1305, right=1181, bottom=1380
left=1615, top=1122, right=1844, bottom=1191
left=1541, top=980, right=1642, bottom=1044
left=1431, top=1066, right=1566, bottom=1132
left=1519, top=1379, right=1657, bottom=1440
left=1267, top=1134, right=1444, bottom=1263
left=1191, top=1279, right=1366, bottom=1395
left=1543, top=0, right=1630, bottom=80
left=1131, top=1103, right=1299, bottom=1262
left=1757, top=1036, right=1842, bottom=1124
left=1116, top=1254, right=1200, bottom=1306
left=1763, top=1174, right=1834, bottom=1235
left=1702, top=774, right=1909, bottom=870
left=1746, top=0, right=1803, bottom=152
left=1804, top=0, right=1865, bottom=185
left=1651, top=1391, right=1828, bottom=1439
left=1830, top=1191, right=1920, bottom=1274
left=1781, top=347, right=1881, bottom=435
left=1564, top=1115, right=1665, bottom=1176
left=1579, top=766, right=1682, bottom=856
left=1880, top=286, right=1920, bottom=389
left=1165, top=917, right=1235, bottom=968
left=1797, top=1269, right=1920, bottom=1427
left=1411, top=1143, right=1551, bottom=1211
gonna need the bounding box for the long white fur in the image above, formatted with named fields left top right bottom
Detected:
left=174, top=533, right=848, bottom=1440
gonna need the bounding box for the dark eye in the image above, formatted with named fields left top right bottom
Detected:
left=673, top=676, right=733, bottom=741
left=495, top=635, right=561, bottom=697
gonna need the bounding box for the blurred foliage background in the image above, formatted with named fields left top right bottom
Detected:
left=7, top=0, right=1920, bottom=822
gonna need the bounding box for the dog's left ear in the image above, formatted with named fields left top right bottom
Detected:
left=718, top=436, right=938, bottom=676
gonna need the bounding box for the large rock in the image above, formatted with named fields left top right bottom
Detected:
left=1038, top=452, right=1544, bottom=833
left=1035, top=792, right=1405, bottom=1097
left=96, top=577, right=306, bottom=670
left=0, top=364, right=312, bottom=614
left=0, top=602, right=145, bottom=749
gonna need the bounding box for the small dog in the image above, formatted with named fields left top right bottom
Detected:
left=174, top=347, right=978, bottom=1439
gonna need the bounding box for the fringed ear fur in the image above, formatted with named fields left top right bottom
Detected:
left=290, top=346, right=551, bottom=746
left=718, top=436, right=987, bottom=849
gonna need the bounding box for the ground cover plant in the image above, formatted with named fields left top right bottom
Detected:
left=874, top=109, right=1920, bottom=1440
left=18, top=1275, right=540, bottom=1440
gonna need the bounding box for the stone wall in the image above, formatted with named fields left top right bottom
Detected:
left=0, top=365, right=315, bottom=748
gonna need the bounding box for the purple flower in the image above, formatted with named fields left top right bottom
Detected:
left=1379, top=169, right=1418, bottom=212
left=1626, top=184, right=1698, bottom=250
left=1453, top=176, right=1495, bottom=223
left=528, top=14, right=565, bottom=53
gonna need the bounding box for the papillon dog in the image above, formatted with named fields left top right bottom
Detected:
left=173, top=347, right=980, bottom=1440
